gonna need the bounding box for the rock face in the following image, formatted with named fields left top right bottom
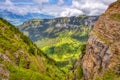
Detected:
left=19, top=16, right=98, bottom=41
left=0, top=64, right=9, bottom=80
left=82, top=0, right=120, bottom=80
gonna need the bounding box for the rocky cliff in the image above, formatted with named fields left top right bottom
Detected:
left=82, top=0, right=120, bottom=80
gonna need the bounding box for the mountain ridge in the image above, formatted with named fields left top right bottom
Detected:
left=0, top=10, right=54, bottom=25
left=19, top=15, right=98, bottom=42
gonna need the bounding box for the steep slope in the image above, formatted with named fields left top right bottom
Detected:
left=82, top=0, right=120, bottom=80
left=0, top=18, right=64, bottom=80
left=18, top=15, right=98, bottom=73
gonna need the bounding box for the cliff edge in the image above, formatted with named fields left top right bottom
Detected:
left=82, top=0, right=120, bottom=80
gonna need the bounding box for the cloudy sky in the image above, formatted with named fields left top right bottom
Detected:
left=0, top=0, right=117, bottom=17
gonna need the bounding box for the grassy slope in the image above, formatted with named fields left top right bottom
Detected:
left=18, top=15, right=96, bottom=77
left=0, top=18, right=65, bottom=80
left=35, top=26, right=90, bottom=73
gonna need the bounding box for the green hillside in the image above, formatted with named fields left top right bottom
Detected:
left=0, top=18, right=65, bottom=80
left=35, top=26, right=89, bottom=73
left=19, top=15, right=98, bottom=73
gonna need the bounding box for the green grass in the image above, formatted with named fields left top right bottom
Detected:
left=34, top=26, right=90, bottom=74
left=96, top=69, right=120, bottom=80
left=76, top=65, right=83, bottom=79
left=93, top=31, right=112, bottom=46
left=8, top=65, right=51, bottom=80
left=39, top=38, right=83, bottom=73
left=110, top=13, right=120, bottom=22
left=0, top=18, right=65, bottom=80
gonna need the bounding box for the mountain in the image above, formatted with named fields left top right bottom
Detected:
left=19, top=15, right=98, bottom=73
left=0, top=18, right=65, bottom=80
left=69, top=0, right=120, bottom=80
left=19, top=15, right=98, bottom=42
left=0, top=10, right=54, bottom=25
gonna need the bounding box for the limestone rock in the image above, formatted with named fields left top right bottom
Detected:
left=0, top=64, right=9, bottom=80
left=82, top=0, right=120, bottom=80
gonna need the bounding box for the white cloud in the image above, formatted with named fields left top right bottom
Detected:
left=60, top=8, right=83, bottom=17
left=0, top=0, right=44, bottom=15
left=0, top=0, right=117, bottom=17
left=41, top=0, right=116, bottom=17
left=72, top=0, right=116, bottom=15
left=58, top=0, right=64, bottom=5
left=4, top=0, right=13, bottom=6
left=101, top=0, right=117, bottom=5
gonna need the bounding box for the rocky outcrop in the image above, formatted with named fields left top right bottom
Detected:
left=0, top=64, right=9, bottom=80
left=82, top=0, right=120, bottom=80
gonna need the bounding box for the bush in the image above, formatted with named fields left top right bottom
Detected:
left=80, top=44, right=86, bottom=55
left=76, top=65, right=83, bottom=79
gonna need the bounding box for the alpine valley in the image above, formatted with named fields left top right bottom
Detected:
left=19, top=15, right=98, bottom=73
left=0, top=0, right=120, bottom=80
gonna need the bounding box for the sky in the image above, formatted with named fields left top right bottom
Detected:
left=0, top=0, right=117, bottom=17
